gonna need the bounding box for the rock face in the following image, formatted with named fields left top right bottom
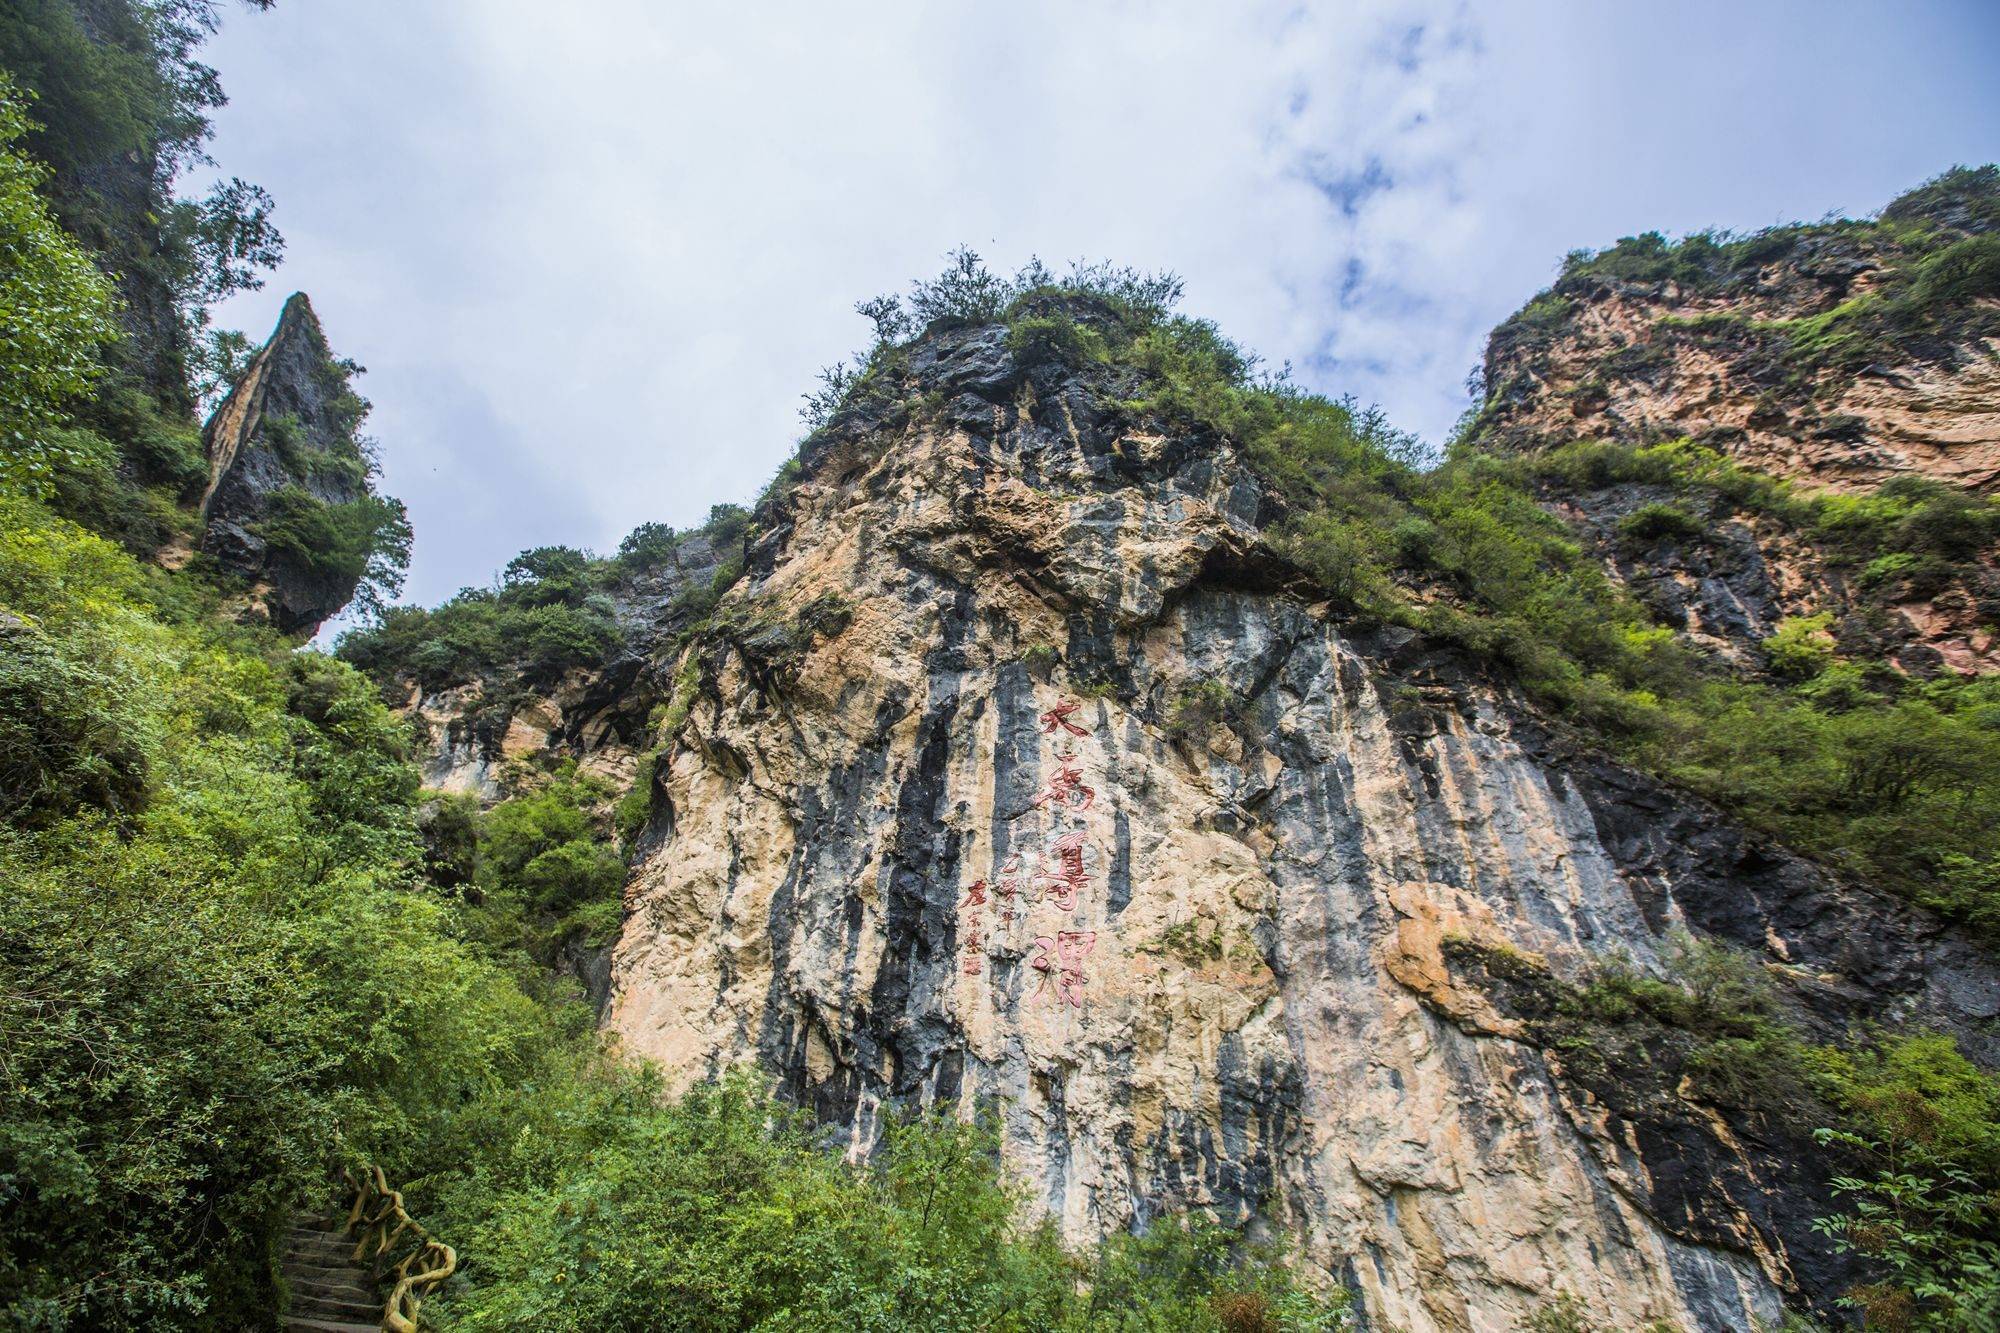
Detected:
left=199, top=293, right=374, bottom=636
left=403, top=531, right=730, bottom=799
left=1477, top=203, right=2000, bottom=496
left=1472, top=175, right=2000, bottom=675
left=602, top=322, right=1998, bottom=1330
left=26, top=0, right=200, bottom=412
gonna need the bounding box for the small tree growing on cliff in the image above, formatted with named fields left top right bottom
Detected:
left=906, top=246, right=1012, bottom=329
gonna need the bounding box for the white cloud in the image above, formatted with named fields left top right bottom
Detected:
left=195, top=0, right=2000, bottom=608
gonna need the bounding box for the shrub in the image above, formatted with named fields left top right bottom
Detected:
left=1764, top=614, right=1836, bottom=680
left=254, top=485, right=412, bottom=604
left=1166, top=678, right=1235, bottom=743
left=1616, top=501, right=1706, bottom=550
left=0, top=75, right=120, bottom=488
left=1005, top=313, right=1106, bottom=367
left=1809, top=1034, right=2000, bottom=1326
left=0, top=616, right=149, bottom=824
left=426, top=1083, right=1344, bottom=1332
left=614, top=520, right=677, bottom=571
left=419, top=793, right=481, bottom=890
left=1908, top=232, right=2000, bottom=310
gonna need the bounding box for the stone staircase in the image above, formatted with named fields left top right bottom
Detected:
left=280, top=1214, right=381, bottom=1332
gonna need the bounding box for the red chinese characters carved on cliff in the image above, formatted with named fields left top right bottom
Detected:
left=1031, top=930, right=1097, bottom=1007
left=963, top=700, right=1111, bottom=1006
left=1039, top=700, right=1090, bottom=737
left=1030, top=763, right=1095, bottom=813
left=1036, top=830, right=1090, bottom=912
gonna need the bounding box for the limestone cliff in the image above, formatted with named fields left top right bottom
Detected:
left=1472, top=168, right=2000, bottom=676
left=198, top=293, right=400, bottom=636
left=1478, top=168, right=1999, bottom=492
left=345, top=179, right=2000, bottom=1328
left=587, top=319, right=1996, bottom=1331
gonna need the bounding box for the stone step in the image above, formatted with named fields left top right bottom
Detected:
left=287, top=1274, right=374, bottom=1300
left=290, top=1294, right=380, bottom=1322
left=285, top=1241, right=356, bottom=1258
left=280, top=1207, right=384, bottom=1331
left=283, top=1262, right=370, bottom=1284
left=285, top=1253, right=362, bottom=1276
left=284, top=1232, right=358, bottom=1256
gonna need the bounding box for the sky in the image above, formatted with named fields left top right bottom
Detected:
left=191, top=0, right=2000, bottom=613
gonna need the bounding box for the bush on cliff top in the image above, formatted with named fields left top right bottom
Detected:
left=338, top=504, right=757, bottom=698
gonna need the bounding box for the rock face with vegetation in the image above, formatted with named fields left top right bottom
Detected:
left=586, top=278, right=1998, bottom=1330
left=196, top=291, right=405, bottom=634
left=7, top=6, right=2000, bottom=1325
left=1479, top=167, right=2000, bottom=493
left=1476, top=168, right=2000, bottom=675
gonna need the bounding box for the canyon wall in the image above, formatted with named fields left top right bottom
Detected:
left=598, top=324, right=1996, bottom=1331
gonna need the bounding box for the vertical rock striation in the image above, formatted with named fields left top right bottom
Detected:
left=604, top=321, right=1998, bottom=1330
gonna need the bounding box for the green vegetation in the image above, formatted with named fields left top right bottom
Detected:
left=1166, top=677, right=1236, bottom=743
left=431, top=1080, right=1346, bottom=1332
left=467, top=768, right=625, bottom=957
left=1450, top=932, right=2000, bottom=1327
left=0, top=75, right=120, bottom=486
left=340, top=505, right=758, bottom=702
left=339, top=545, right=625, bottom=693
left=1615, top=501, right=1705, bottom=551
left=1810, top=1037, right=2000, bottom=1329
left=0, top=0, right=283, bottom=402
left=1156, top=917, right=1226, bottom=968
left=0, top=490, right=474, bottom=1326
left=1764, top=614, right=1837, bottom=681
left=254, top=484, right=412, bottom=608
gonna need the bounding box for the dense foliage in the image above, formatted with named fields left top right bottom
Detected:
left=422, top=1075, right=1344, bottom=1333
left=337, top=503, right=752, bottom=700
left=0, top=0, right=282, bottom=402
left=0, top=76, right=120, bottom=485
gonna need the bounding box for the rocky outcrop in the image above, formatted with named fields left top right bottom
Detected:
left=1473, top=172, right=2000, bottom=674
left=1547, top=480, right=2000, bottom=675
left=402, top=530, right=731, bottom=799
left=20, top=0, right=199, bottom=411
left=1477, top=183, right=2000, bottom=494
left=199, top=293, right=377, bottom=635
left=601, top=320, right=1999, bottom=1330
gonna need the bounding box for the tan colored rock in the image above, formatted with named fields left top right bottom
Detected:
left=606, top=404, right=1797, bottom=1331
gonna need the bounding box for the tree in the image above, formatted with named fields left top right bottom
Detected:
left=0, top=76, right=120, bottom=489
